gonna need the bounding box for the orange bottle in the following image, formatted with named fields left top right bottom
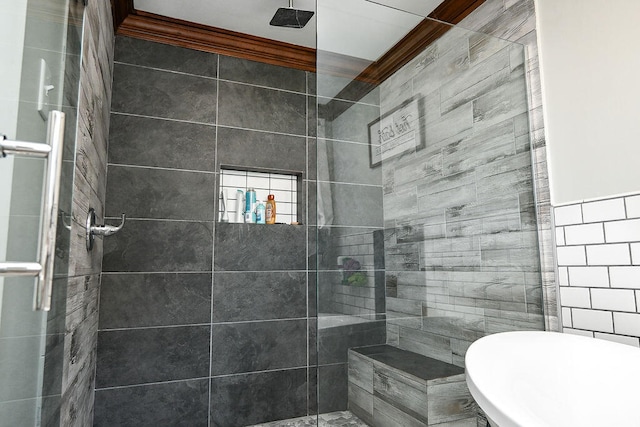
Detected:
left=265, top=194, right=276, bottom=224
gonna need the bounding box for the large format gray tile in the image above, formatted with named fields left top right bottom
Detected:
left=318, top=139, right=382, bottom=185
left=115, top=36, right=218, bottom=78
left=7, top=157, right=44, bottom=216
left=210, top=368, right=307, bottom=427
left=219, top=55, right=306, bottom=93
left=317, top=182, right=384, bottom=227
left=108, top=114, right=216, bottom=171
left=94, top=379, right=209, bottom=427
left=111, top=63, right=217, bottom=123
left=216, top=127, right=306, bottom=173
left=214, top=223, right=306, bottom=271
left=213, top=272, right=306, bottom=322
left=0, top=336, right=45, bottom=401
left=218, top=81, right=306, bottom=135
left=102, top=220, right=213, bottom=272
left=211, top=319, right=306, bottom=375
left=96, top=325, right=210, bottom=388
left=99, top=273, right=212, bottom=329
left=318, top=363, right=348, bottom=413
left=326, top=100, right=380, bottom=144
left=105, top=165, right=215, bottom=220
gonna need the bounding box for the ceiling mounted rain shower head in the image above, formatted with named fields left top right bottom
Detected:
left=270, top=0, right=314, bottom=29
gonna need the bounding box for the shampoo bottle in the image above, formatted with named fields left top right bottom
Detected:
left=256, top=202, right=266, bottom=224
left=266, top=194, right=276, bottom=224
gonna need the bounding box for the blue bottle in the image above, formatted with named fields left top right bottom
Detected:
left=256, top=202, right=266, bottom=224
left=244, top=188, right=256, bottom=223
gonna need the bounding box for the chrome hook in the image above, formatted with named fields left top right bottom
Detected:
left=86, top=208, right=125, bottom=251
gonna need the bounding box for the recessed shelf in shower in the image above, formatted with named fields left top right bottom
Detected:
left=218, top=167, right=300, bottom=224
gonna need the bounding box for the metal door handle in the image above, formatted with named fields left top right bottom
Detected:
left=0, top=110, right=65, bottom=311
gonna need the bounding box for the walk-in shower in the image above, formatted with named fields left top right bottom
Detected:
left=1, top=0, right=549, bottom=426
left=314, top=0, right=546, bottom=423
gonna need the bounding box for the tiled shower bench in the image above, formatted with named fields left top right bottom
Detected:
left=348, top=345, right=478, bottom=427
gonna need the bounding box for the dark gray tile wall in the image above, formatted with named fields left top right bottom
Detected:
left=95, top=36, right=316, bottom=426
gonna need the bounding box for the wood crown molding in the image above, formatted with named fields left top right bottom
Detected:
left=110, top=0, right=133, bottom=30
left=117, top=10, right=316, bottom=72
left=326, top=0, right=486, bottom=117
left=110, top=0, right=485, bottom=93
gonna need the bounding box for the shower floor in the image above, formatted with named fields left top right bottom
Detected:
left=248, top=410, right=369, bottom=427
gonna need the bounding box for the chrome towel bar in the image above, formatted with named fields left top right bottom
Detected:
left=0, top=110, right=65, bottom=311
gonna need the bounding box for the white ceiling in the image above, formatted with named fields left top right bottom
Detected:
left=134, top=0, right=445, bottom=61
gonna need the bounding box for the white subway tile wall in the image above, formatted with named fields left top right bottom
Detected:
left=554, top=193, right=640, bottom=347
left=219, top=169, right=297, bottom=224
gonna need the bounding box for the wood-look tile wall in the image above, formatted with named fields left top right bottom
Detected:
left=59, top=0, right=115, bottom=426
left=378, top=0, right=555, bottom=366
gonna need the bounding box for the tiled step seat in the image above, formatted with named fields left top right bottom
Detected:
left=348, top=345, right=477, bottom=427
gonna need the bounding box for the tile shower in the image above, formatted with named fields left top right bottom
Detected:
left=91, top=0, right=556, bottom=426
left=95, top=36, right=316, bottom=426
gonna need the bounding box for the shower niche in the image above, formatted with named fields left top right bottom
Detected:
left=218, top=167, right=303, bottom=225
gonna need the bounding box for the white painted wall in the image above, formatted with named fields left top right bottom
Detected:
left=535, top=0, right=640, bottom=206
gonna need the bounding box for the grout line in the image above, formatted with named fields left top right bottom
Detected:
left=113, top=61, right=309, bottom=96
left=208, top=56, right=221, bottom=427
left=95, top=376, right=210, bottom=392
left=106, top=162, right=217, bottom=175
left=109, top=111, right=308, bottom=139
left=102, top=217, right=215, bottom=223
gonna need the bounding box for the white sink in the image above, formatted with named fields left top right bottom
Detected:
left=465, top=331, right=640, bottom=427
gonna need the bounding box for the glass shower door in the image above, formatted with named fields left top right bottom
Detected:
left=0, top=0, right=81, bottom=425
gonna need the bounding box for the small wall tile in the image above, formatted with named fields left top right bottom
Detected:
left=555, top=227, right=565, bottom=245
left=557, top=267, right=569, bottom=286
left=556, top=246, right=586, bottom=266
left=590, top=288, right=636, bottom=312
left=559, top=287, right=591, bottom=308
left=609, top=267, right=640, bottom=289
left=554, top=204, right=582, bottom=226
left=605, top=219, right=640, bottom=243
left=594, top=332, right=640, bottom=347
left=631, top=243, right=640, bottom=265
left=571, top=309, right=613, bottom=333
left=563, top=327, right=594, bottom=338
left=561, top=307, right=572, bottom=327
left=564, top=223, right=604, bottom=245
left=625, top=195, right=640, bottom=218
left=567, top=267, right=609, bottom=288
left=613, top=312, right=640, bottom=337
left=582, top=198, right=626, bottom=223
left=586, top=244, right=631, bottom=266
